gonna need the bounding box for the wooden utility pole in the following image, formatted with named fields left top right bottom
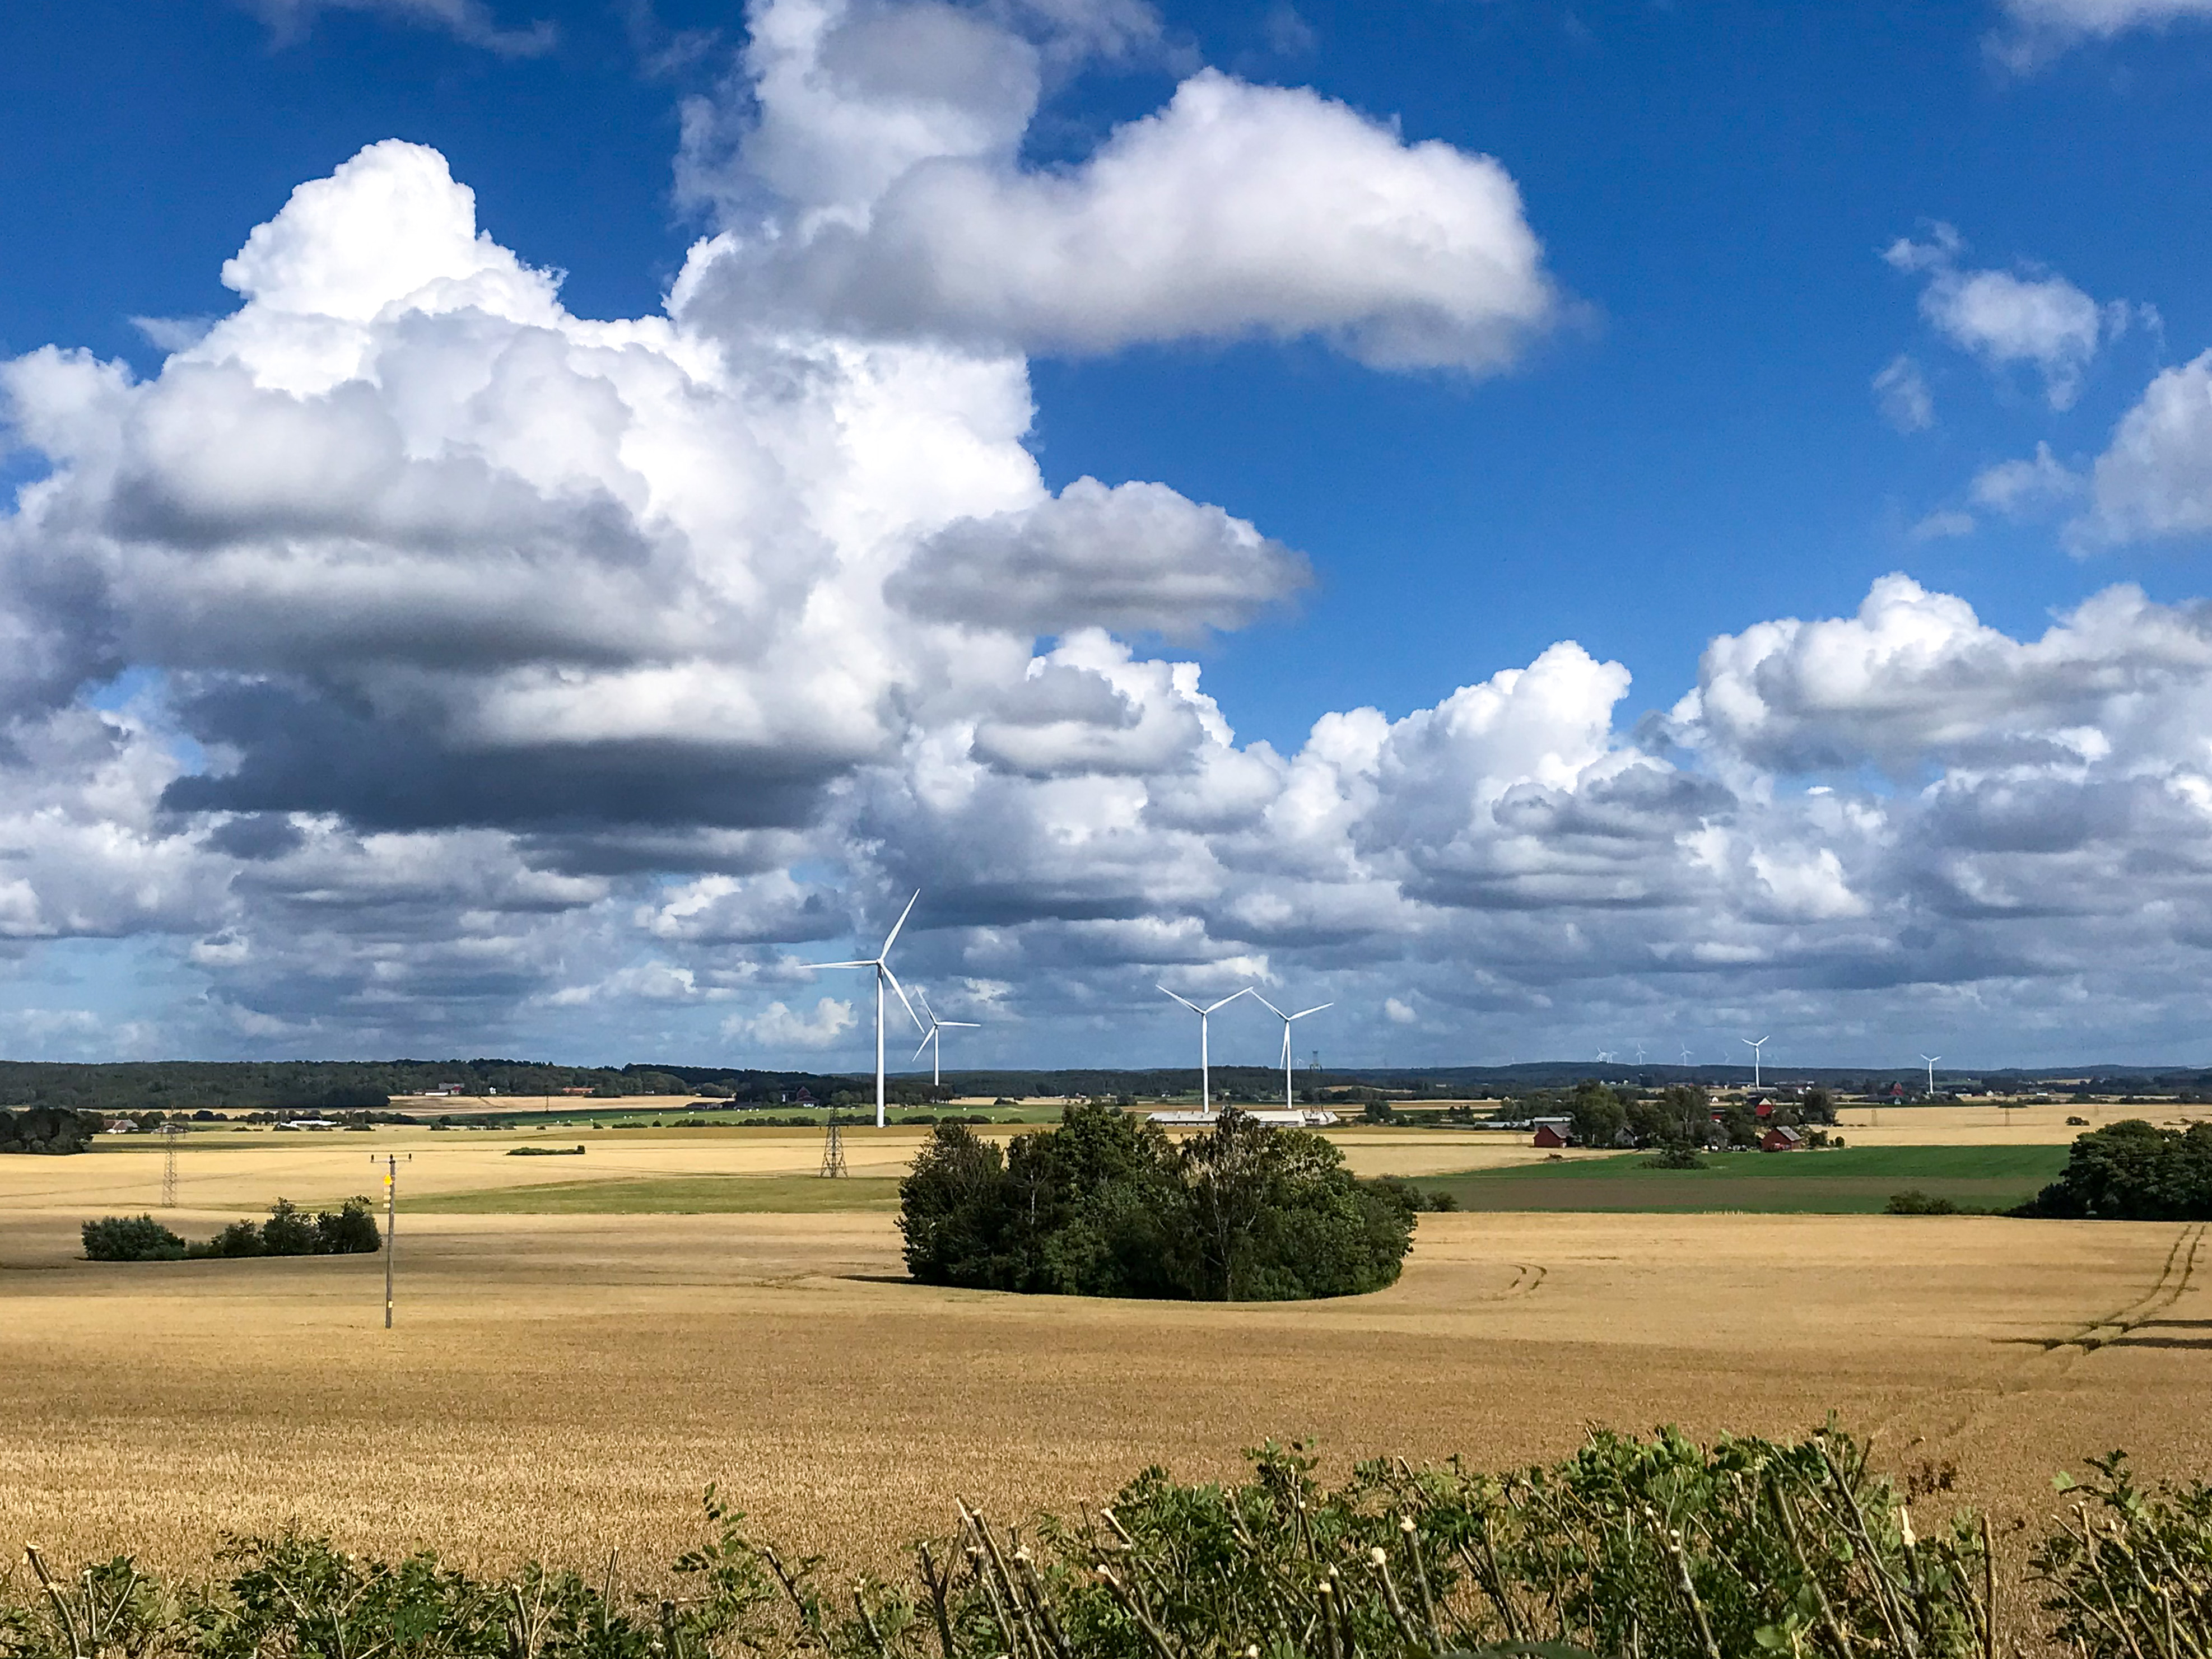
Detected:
left=376, top=1152, right=402, bottom=1327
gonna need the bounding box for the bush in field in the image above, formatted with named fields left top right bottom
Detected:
left=2034, top=1452, right=2212, bottom=1657
left=80, top=1197, right=380, bottom=1261
left=80, top=1214, right=189, bottom=1260
left=2016, top=1119, right=2212, bottom=1219
left=900, top=1106, right=1414, bottom=1301
left=1887, top=1190, right=1962, bottom=1214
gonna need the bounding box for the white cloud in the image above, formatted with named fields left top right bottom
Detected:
left=1910, top=509, right=1976, bottom=542
left=676, top=0, right=1561, bottom=370
left=1989, top=0, right=2212, bottom=69
left=236, top=0, right=556, bottom=55
left=15, top=53, right=2212, bottom=1064
left=1884, top=224, right=2130, bottom=410
left=1383, top=996, right=1417, bottom=1024
left=2069, top=351, right=2212, bottom=547
left=1971, top=441, right=2084, bottom=520
left=725, top=996, right=858, bottom=1048
left=1873, top=355, right=1934, bottom=433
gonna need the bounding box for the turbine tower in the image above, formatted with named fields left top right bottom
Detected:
left=1742, top=1034, right=1769, bottom=1089
left=1158, top=985, right=1252, bottom=1110
left=1921, top=1054, right=1941, bottom=1098
left=1679, top=1043, right=1693, bottom=1066
left=1252, top=995, right=1332, bottom=1108
left=807, top=891, right=923, bottom=1128
left=910, top=992, right=979, bottom=1090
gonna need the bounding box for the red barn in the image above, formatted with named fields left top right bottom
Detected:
left=1533, top=1122, right=1573, bottom=1149
left=1761, top=1125, right=1807, bottom=1152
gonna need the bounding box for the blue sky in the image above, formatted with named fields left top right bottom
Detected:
left=6, top=0, right=2212, bottom=1070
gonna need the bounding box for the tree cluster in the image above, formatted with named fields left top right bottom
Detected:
left=0, top=1106, right=101, bottom=1154
left=2017, top=1120, right=2212, bottom=1219
left=898, top=1106, right=1416, bottom=1301
left=81, top=1197, right=382, bottom=1261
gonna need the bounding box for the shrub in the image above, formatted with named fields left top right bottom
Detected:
left=1886, top=1190, right=1961, bottom=1215
left=1364, top=1173, right=1460, bottom=1211
left=1642, top=1144, right=1708, bottom=1169
left=0, top=1425, right=2018, bottom=1659
left=81, top=1214, right=188, bottom=1261
left=314, top=1196, right=382, bottom=1255
left=2015, top=1119, right=2212, bottom=1219
left=258, top=1198, right=318, bottom=1256
left=202, top=1219, right=265, bottom=1257
left=2033, top=1452, right=2212, bottom=1657
left=900, top=1106, right=1414, bottom=1301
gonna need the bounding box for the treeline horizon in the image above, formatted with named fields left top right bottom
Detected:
left=7, top=1055, right=2212, bottom=1117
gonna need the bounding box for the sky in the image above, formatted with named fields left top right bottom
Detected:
left=6, top=0, right=2212, bottom=1073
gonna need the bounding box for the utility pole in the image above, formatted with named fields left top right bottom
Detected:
left=374, top=1152, right=408, bottom=1328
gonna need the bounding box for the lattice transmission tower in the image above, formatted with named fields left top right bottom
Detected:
left=160, top=1123, right=181, bottom=1208
left=819, top=1115, right=847, bottom=1178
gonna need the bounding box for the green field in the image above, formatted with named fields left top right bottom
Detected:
left=1420, top=1144, right=2069, bottom=1215
left=408, top=1175, right=904, bottom=1214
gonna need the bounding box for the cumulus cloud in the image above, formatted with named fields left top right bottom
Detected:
left=237, top=0, right=556, bottom=54
left=675, top=0, right=1561, bottom=370
left=1884, top=224, right=2135, bottom=410
left=15, top=32, right=2212, bottom=1065
left=2069, top=351, right=2212, bottom=548
left=889, top=478, right=1308, bottom=640
left=725, top=996, right=858, bottom=1048
left=1971, top=441, right=2083, bottom=520
left=1989, top=0, right=2212, bottom=69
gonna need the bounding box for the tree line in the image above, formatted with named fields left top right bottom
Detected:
left=81, top=1197, right=382, bottom=1261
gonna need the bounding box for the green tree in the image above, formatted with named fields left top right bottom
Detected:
left=1568, top=1080, right=1628, bottom=1147
left=314, top=1197, right=381, bottom=1255
left=81, top=1215, right=188, bottom=1261
left=2018, top=1120, right=2212, bottom=1219
left=259, top=1199, right=317, bottom=1256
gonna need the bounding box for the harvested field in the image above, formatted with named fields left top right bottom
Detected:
left=4, top=1132, right=2209, bottom=1586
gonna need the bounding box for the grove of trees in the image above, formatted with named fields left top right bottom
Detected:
left=898, top=1105, right=1419, bottom=1300
left=2018, top=1120, right=2212, bottom=1219
left=81, top=1197, right=383, bottom=1261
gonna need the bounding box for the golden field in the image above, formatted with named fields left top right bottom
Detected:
left=2, top=1121, right=2207, bottom=1581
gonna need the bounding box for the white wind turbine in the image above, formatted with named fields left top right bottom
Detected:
left=1252, top=995, right=1332, bottom=1108
left=806, top=891, right=923, bottom=1128
left=1679, top=1043, right=1693, bottom=1066
left=910, top=991, right=979, bottom=1091
left=1634, top=1040, right=1648, bottom=1065
left=1158, top=986, right=1253, bottom=1110
left=1921, top=1054, right=1941, bottom=1097
left=1742, top=1034, right=1769, bottom=1089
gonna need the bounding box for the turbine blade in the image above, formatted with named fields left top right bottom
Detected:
left=807, top=960, right=872, bottom=970
left=1251, top=993, right=1286, bottom=1019
left=1157, top=985, right=1204, bottom=1013
left=881, top=963, right=923, bottom=1031
left=1204, top=986, right=1255, bottom=1014
left=879, top=889, right=920, bottom=958
left=912, top=1032, right=933, bottom=1061
left=940, top=1020, right=979, bottom=1028
left=1289, top=1003, right=1333, bottom=1019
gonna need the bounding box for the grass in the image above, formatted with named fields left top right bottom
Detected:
left=1420, top=1143, right=2070, bottom=1213
left=408, top=1175, right=904, bottom=1214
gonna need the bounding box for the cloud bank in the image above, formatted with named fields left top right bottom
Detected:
left=9, top=1, right=2212, bottom=1069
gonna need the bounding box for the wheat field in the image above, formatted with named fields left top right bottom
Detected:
left=3, top=1120, right=2208, bottom=1581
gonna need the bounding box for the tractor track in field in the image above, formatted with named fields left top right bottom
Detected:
left=1868, top=1222, right=2204, bottom=1460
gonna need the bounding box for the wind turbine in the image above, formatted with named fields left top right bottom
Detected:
left=1921, top=1054, right=1940, bottom=1098
left=910, top=991, right=979, bottom=1091
left=806, top=891, right=924, bottom=1128
left=1252, top=995, right=1332, bottom=1108
left=1158, top=986, right=1252, bottom=1109
left=1742, top=1035, right=1769, bottom=1089
left=1679, top=1043, right=1693, bottom=1066
left=1634, top=1040, right=1648, bottom=1065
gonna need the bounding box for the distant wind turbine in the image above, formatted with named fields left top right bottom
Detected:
left=806, top=891, right=923, bottom=1128
left=1634, top=1040, right=1647, bottom=1064
left=1252, top=995, right=1332, bottom=1108
left=1742, top=1035, right=1769, bottom=1089
left=1679, top=1043, right=1693, bottom=1066
left=910, top=991, right=979, bottom=1090
left=1921, top=1054, right=1941, bottom=1097
left=1158, top=986, right=1252, bottom=1109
